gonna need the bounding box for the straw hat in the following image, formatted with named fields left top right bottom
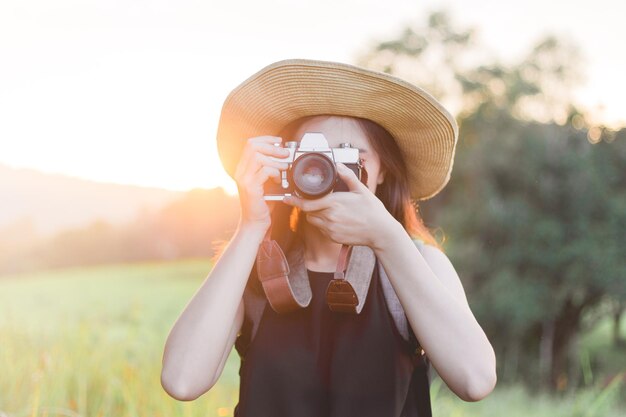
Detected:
left=216, top=59, right=458, bottom=201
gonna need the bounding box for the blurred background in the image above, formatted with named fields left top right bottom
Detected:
left=1, top=1, right=624, bottom=416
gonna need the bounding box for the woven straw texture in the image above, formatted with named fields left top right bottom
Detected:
left=216, top=59, right=458, bottom=201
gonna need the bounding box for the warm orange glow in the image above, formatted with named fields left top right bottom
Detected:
left=222, top=178, right=239, bottom=196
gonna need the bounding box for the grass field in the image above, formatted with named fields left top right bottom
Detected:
left=0, top=259, right=624, bottom=417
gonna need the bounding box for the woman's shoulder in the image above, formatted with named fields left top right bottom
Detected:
left=411, top=236, right=447, bottom=255
left=411, top=237, right=428, bottom=252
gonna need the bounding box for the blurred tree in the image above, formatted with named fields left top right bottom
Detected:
left=451, top=120, right=626, bottom=392
left=154, top=187, right=240, bottom=257
left=0, top=187, right=241, bottom=275
left=358, top=10, right=585, bottom=130
left=358, top=9, right=626, bottom=393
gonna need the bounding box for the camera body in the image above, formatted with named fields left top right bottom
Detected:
left=264, top=132, right=365, bottom=200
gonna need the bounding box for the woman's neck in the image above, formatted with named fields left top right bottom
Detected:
left=301, top=221, right=343, bottom=273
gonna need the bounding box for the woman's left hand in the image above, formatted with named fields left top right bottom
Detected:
left=282, top=163, right=398, bottom=248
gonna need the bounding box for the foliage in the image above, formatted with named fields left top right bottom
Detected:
left=359, top=10, right=585, bottom=126
left=358, top=9, right=626, bottom=392
left=447, top=117, right=626, bottom=390
left=0, top=188, right=240, bottom=276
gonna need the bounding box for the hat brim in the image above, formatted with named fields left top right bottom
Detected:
left=216, top=59, right=458, bottom=201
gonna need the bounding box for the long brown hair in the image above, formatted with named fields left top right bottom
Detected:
left=268, top=114, right=444, bottom=254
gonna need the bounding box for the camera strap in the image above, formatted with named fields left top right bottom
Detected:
left=255, top=231, right=308, bottom=313
left=255, top=225, right=376, bottom=314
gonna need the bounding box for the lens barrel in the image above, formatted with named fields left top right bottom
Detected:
left=291, top=153, right=337, bottom=199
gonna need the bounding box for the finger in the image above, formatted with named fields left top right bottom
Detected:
left=336, top=163, right=367, bottom=193
left=305, top=213, right=329, bottom=234
left=283, top=193, right=335, bottom=212
left=250, top=141, right=291, bottom=158
left=235, top=136, right=284, bottom=178
left=236, top=147, right=289, bottom=183
left=243, top=165, right=281, bottom=189
left=250, top=152, right=290, bottom=172
left=255, top=165, right=281, bottom=185
left=305, top=212, right=324, bottom=227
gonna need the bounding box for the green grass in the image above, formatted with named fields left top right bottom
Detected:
left=0, top=259, right=624, bottom=416
left=0, top=259, right=239, bottom=417
left=431, top=376, right=625, bottom=417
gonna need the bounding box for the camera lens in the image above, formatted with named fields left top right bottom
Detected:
left=291, top=153, right=336, bottom=198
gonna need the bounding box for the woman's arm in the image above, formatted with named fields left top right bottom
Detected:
left=372, top=219, right=497, bottom=402
left=161, top=134, right=288, bottom=400
left=160, top=221, right=266, bottom=401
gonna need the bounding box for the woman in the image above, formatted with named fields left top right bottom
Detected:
left=160, top=59, right=497, bottom=416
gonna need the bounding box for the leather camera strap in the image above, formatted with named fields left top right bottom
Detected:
left=325, top=244, right=359, bottom=313
left=255, top=226, right=306, bottom=313
left=257, top=226, right=375, bottom=314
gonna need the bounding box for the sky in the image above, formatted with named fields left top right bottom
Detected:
left=0, top=0, right=623, bottom=195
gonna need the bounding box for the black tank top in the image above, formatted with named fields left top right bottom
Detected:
left=234, top=261, right=432, bottom=417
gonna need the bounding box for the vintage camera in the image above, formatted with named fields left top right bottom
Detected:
left=264, top=132, right=365, bottom=200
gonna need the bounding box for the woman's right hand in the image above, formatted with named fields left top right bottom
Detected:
left=234, top=135, right=291, bottom=233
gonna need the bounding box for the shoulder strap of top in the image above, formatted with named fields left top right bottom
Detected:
left=241, top=237, right=427, bottom=356
left=378, top=238, right=426, bottom=358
